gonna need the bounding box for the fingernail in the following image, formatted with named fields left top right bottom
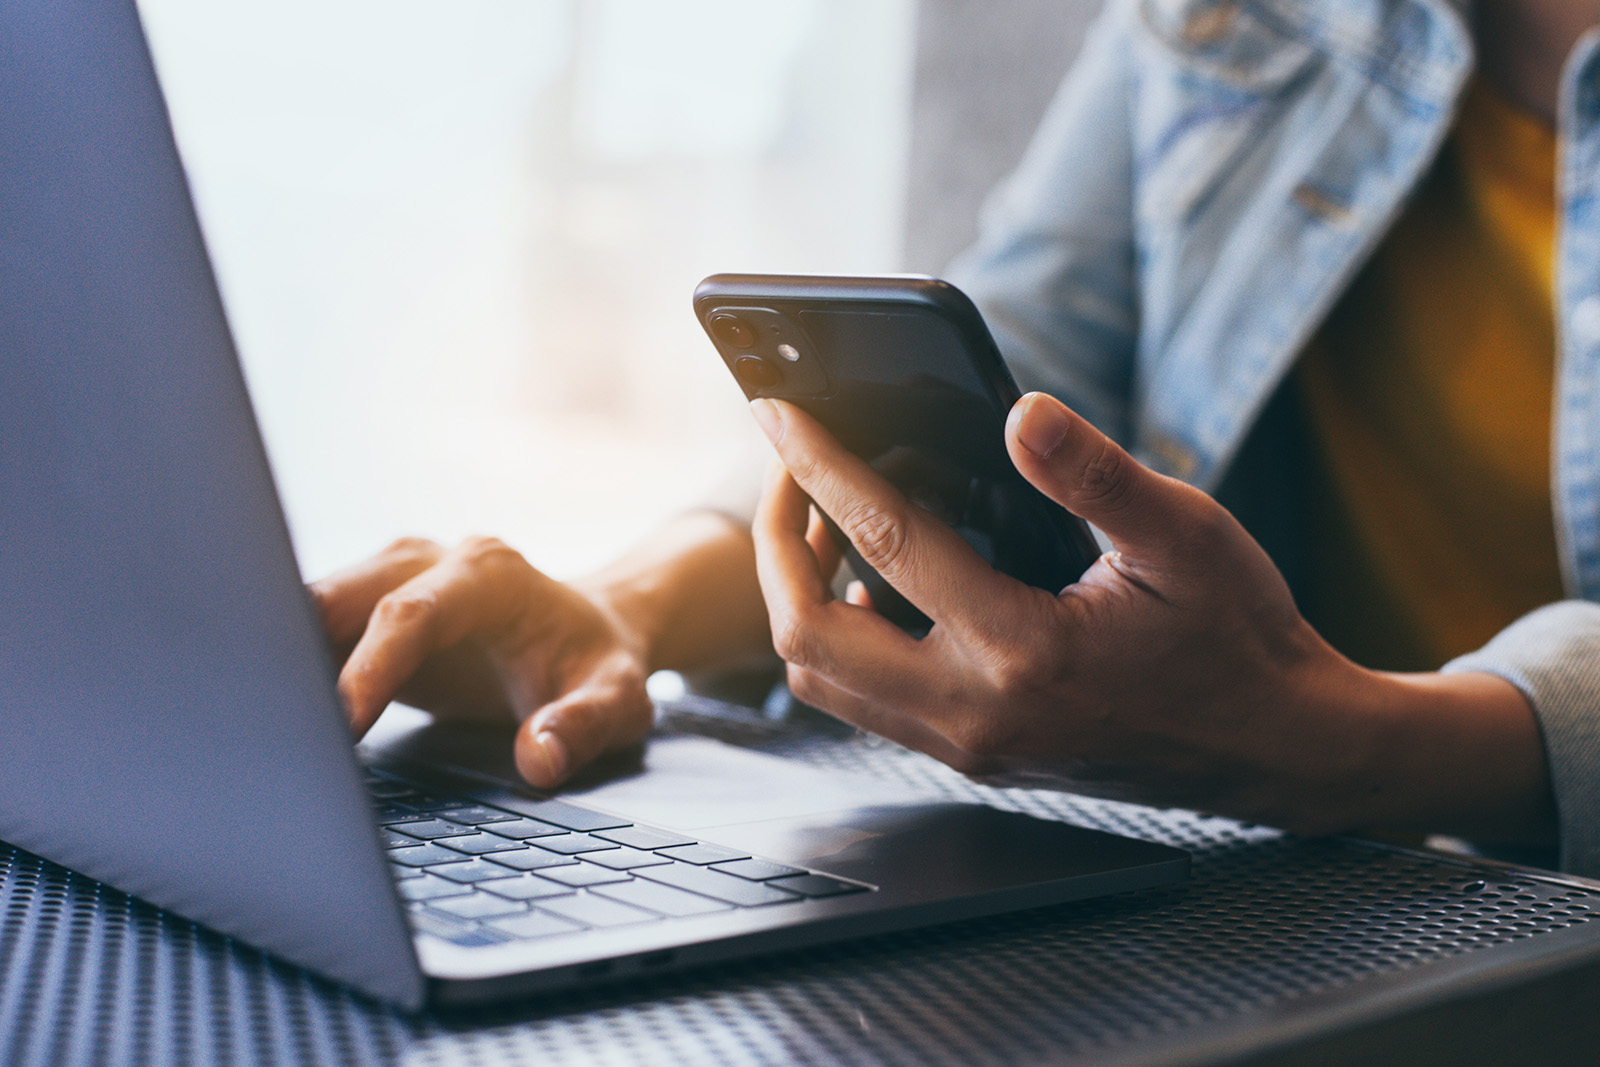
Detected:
left=532, top=730, right=568, bottom=784
left=1016, top=394, right=1070, bottom=458
left=749, top=398, right=783, bottom=445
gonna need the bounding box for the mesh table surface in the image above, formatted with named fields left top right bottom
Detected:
left=4, top=700, right=1596, bottom=1067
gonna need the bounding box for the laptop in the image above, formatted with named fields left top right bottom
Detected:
left=0, top=0, right=1188, bottom=1011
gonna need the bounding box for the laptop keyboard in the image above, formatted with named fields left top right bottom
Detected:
left=365, top=769, right=869, bottom=949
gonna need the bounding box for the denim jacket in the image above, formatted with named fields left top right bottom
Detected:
left=945, top=0, right=1600, bottom=873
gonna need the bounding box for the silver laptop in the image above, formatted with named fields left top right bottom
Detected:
left=0, top=0, right=1188, bottom=1010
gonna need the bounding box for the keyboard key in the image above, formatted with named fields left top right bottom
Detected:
left=389, top=844, right=471, bottom=868
left=385, top=818, right=476, bottom=841
left=486, top=849, right=579, bottom=872
left=537, top=894, right=658, bottom=929
left=481, top=818, right=567, bottom=840
left=398, top=875, right=474, bottom=902
left=712, top=858, right=805, bottom=881
left=768, top=874, right=869, bottom=897
left=536, top=864, right=633, bottom=888
left=366, top=780, right=416, bottom=799
left=487, top=911, right=584, bottom=941
left=478, top=876, right=576, bottom=902
left=592, top=879, right=731, bottom=918
left=374, top=803, right=427, bottom=823
left=655, top=843, right=750, bottom=866
left=585, top=847, right=672, bottom=871
left=427, top=891, right=528, bottom=920
left=430, top=858, right=526, bottom=884
left=533, top=834, right=620, bottom=855
left=390, top=791, right=453, bottom=811
left=638, top=863, right=802, bottom=906
left=380, top=828, right=421, bottom=848
left=436, top=832, right=528, bottom=855
left=594, top=826, right=694, bottom=850
left=409, top=909, right=508, bottom=948
left=432, top=804, right=518, bottom=825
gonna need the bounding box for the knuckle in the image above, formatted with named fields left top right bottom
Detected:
left=840, top=499, right=912, bottom=577
left=457, top=534, right=512, bottom=562
left=457, top=535, right=528, bottom=576
left=382, top=536, right=441, bottom=563
left=768, top=607, right=818, bottom=669
left=992, top=656, right=1045, bottom=703
left=1076, top=440, right=1138, bottom=515
left=373, top=587, right=440, bottom=632
left=974, top=637, right=1049, bottom=702
left=784, top=447, right=824, bottom=488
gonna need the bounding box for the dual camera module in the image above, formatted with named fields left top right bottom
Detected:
left=703, top=307, right=828, bottom=396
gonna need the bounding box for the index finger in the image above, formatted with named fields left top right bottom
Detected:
left=338, top=537, right=544, bottom=735
left=753, top=462, right=931, bottom=697
left=754, top=465, right=991, bottom=744
left=308, top=537, right=443, bottom=649
left=749, top=397, right=1018, bottom=640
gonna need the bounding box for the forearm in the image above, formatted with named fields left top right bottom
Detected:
left=572, top=510, right=772, bottom=676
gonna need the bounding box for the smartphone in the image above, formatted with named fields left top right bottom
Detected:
left=695, top=273, right=1101, bottom=634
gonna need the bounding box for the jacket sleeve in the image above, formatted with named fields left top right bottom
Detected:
left=1442, top=602, right=1600, bottom=877
left=943, top=0, right=1142, bottom=446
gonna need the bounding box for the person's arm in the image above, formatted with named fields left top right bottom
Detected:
left=574, top=510, right=773, bottom=677
left=311, top=509, right=771, bottom=788
left=746, top=392, right=1557, bottom=848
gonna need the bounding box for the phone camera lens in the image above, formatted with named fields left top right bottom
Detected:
left=709, top=313, right=756, bottom=348
left=733, top=355, right=780, bottom=390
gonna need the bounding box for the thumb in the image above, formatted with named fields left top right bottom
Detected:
left=512, top=672, right=653, bottom=789
left=1005, top=391, right=1204, bottom=557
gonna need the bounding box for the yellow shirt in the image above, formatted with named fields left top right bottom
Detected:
left=1294, top=77, right=1564, bottom=672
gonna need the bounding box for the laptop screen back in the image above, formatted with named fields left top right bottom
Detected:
left=0, top=0, right=422, bottom=1008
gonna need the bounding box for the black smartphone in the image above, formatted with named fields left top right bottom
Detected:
left=695, top=273, right=1101, bottom=634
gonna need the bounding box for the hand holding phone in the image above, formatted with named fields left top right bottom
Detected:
left=695, top=273, right=1100, bottom=632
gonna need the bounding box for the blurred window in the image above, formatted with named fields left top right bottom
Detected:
left=138, top=0, right=915, bottom=578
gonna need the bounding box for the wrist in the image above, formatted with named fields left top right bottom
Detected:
left=569, top=576, right=656, bottom=667
left=1343, top=668, right=1556, bottom=847
left=570, top=510, right=769, bottom=675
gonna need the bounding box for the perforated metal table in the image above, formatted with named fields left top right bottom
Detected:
left=7, top=699, right=1600, bottom=1066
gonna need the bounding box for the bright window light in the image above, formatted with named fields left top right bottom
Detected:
left=137, top=0, right=915, bottom=580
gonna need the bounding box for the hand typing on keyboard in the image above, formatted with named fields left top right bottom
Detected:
left=308, top=511, right=774, bottom=789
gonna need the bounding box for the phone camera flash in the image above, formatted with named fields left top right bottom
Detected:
left=776, top=343, right=801, bottom=362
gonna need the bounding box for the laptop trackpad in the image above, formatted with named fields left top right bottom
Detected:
left=702, top=803, right=1189, bottom=896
